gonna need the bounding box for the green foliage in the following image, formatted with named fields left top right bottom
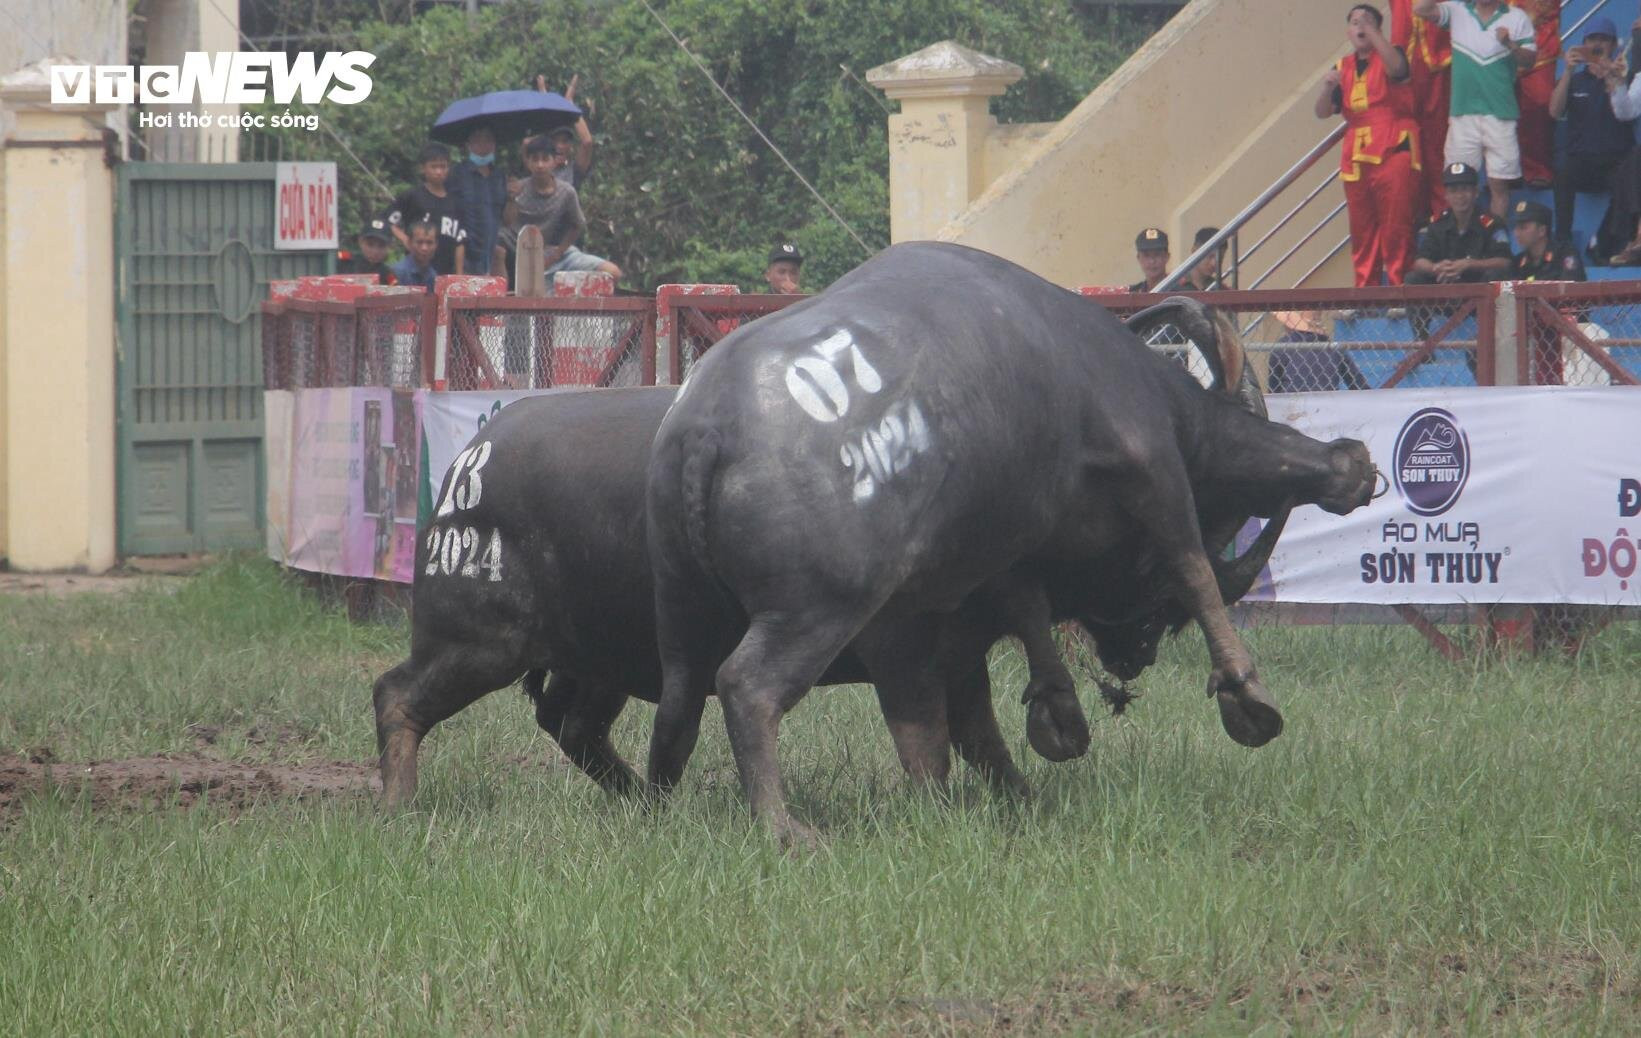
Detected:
left=249, top=0, right=1164, bottom=290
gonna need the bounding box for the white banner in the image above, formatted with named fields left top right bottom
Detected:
left=274, top=162, right=338, bottom=250
left=412, top=386, right=1641, bottom=606
left=418, top=390, right=569, bottom=521
left=1251, top=387, right=1641, bottom=606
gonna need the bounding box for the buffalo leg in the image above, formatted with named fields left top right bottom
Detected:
left=527, top=671, right=641, bottom=796
left=645, top=588, right=717, bottom=795
left=853, top=614, right=951, bottom=787
left=939, top=641, right=1031, bottom=797
left=713, top=611, right=864, bottom=849
left=987, top=577, right=1090, bottom=763
left=1121, top=468, right=1282, bottom=747
left=374, top=640, right=528, bottom=809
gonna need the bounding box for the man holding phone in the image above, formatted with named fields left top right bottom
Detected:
left=1549, top=18, right=1633, bottom=243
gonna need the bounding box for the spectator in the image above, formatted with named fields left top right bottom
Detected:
left=1318, top=4, right=1419, bottom=287
left=1405, top=162, right=1513, bottom=284
left=387, top=143, right=466, bottom=275
left=1594, top=19, right=1641, bottom=264
left=764, top=243, right=803, bottom=293
left=391, top=220, right=440, bottom=292
left=538, top=74, right=596, bottom=189
left=449, top=125, right=509, bottom=276
left=1512, top=198, right=1586, bottom=385
left=1549, top=19, right=1632, bottom=244
left=1128, top=227, right=1169, bottom=291
left=1413, top=0, right=1535, bottom=222
left=337, top=218, right=397, bottom=285
left=1390, top=0, right=1454, bottom=218
left=1511, top=1, right=1560, bottom=188
left=1508, top=199, right=1586, bottom=281
left=1185, top=226, right=1228, bottom=290
left=502, top=134, right=621, bottom=285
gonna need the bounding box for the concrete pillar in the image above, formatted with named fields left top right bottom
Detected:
left=1, top=58, right=117, bottom=571
left=868, top=42, right=1022, bottom=244
left=140, top=0, right=239, bottom=162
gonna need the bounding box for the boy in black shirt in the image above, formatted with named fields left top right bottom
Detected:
left=387, top=143, right=466, bottom=275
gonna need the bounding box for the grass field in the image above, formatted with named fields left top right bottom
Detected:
left=1, top=557, right=1637, bottom=1035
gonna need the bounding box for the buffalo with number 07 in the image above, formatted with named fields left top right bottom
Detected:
left=645, top=241, right=1377, bottom=844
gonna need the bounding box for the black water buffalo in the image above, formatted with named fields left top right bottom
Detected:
left=373, top=388, right=1029, bottom=807
left=646, top=241, right=1375, bottom=844
left=372, top=288, right=1309, bottom=811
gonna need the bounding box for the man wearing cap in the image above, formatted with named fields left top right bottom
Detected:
left=763, top=243, right=803, bottom=293
left=1413, top=0, right=1536, bottom=223
left=1317, top=4, right=1420, bottom=287
left=1405, top=162, right=1513, bottom=284
left=1511, top=198, right=1585, bottom=385
left=1549, top=18, right=1633, bottom=243
left=337, top=219, right=398, bottom=285
left=1509, top=199, right=1585, bottom=281
left=1129, top=228, right=1170, bottom=292
left=1390, top=0, right=1454, bottom=218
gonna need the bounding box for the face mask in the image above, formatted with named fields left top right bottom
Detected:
left=469, top=151, right=495, bottom=167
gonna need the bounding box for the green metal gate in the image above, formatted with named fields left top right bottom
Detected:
left=115, top=163, right=332, bottom=555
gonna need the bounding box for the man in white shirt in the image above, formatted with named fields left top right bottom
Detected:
left=1414, top=0, right=1536, bottom=220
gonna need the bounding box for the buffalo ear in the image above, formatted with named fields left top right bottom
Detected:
left=1211, top=309, right=1246, bottom=397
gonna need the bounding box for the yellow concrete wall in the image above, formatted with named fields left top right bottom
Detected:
left=1, top=93, right=117, bottom=571
left=938, top=0, right=1353, bottom=291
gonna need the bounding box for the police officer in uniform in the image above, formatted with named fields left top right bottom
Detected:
left=1129, top=227, right=1170, bottom=291
left=1509, top=199, right=1586, bottom=281
left=1405, top=163, right=1513, bottom=285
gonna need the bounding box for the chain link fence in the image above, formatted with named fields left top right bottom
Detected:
left=1093, top=284, right=1498, bottom=389
left=1514, top=282, right=1641, bottom=387
left=262, top=297, right=436, bottom=390
left=444, top=298, right=656, bottom=391
left=661, top=294, right=805, bottom=382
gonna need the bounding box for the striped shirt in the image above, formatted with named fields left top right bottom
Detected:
left=1437, top=1, right=1535, bottom=119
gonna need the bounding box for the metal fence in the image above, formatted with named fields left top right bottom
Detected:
left=1087, top=284, right=1499, bottom=388
left=445, top=297, right=657, bottom=390
left=262, top=295, right=437, bottom=390
left=661, top=293, right=805, bottom=382
left=1513, top=281, right=1641, bottom=387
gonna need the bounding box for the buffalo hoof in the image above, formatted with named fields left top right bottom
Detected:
left=1210, top=672, right=1283, bottom=747
left=771, top=816, right=823, bottom=856
left=1026, top=690, right=1091, bottom=763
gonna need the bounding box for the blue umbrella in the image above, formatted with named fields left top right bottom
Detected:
left=431, top=90, right=582, bottom=144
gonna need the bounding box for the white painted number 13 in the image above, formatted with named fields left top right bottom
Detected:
left=436, top=440, right=492, bottom=518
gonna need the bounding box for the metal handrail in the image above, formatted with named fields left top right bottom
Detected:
left=1155, top=124, right=1345, bottom=293
left=1250, top=201, right=1348, bottom=290
left=1155, top=0, right=1608, bottom=294
left=1238, top=168, right=1342, bottom=266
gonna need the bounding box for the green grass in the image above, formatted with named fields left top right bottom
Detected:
left=1, top=557, right=1638, bottom=1035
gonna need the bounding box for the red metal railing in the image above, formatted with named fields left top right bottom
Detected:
left=1088, top=284, right=1500, bottom=388
left=444, top=296, right=657, bottom=390
left=660, top=293, right=806, bottom=383
left=261, top=295, right=437, bottom=390
left=1513, top=281, right=1641, bottom=386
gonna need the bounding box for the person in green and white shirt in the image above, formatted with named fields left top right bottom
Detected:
left=1414, top=0, right=1535, bottom=221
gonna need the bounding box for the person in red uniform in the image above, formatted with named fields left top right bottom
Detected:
left=1512, top=0, right=1561, bottom=187
left=1390, top=0, right=1452, bottom=218
left=1318, top=4, right=1421, bottom=286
